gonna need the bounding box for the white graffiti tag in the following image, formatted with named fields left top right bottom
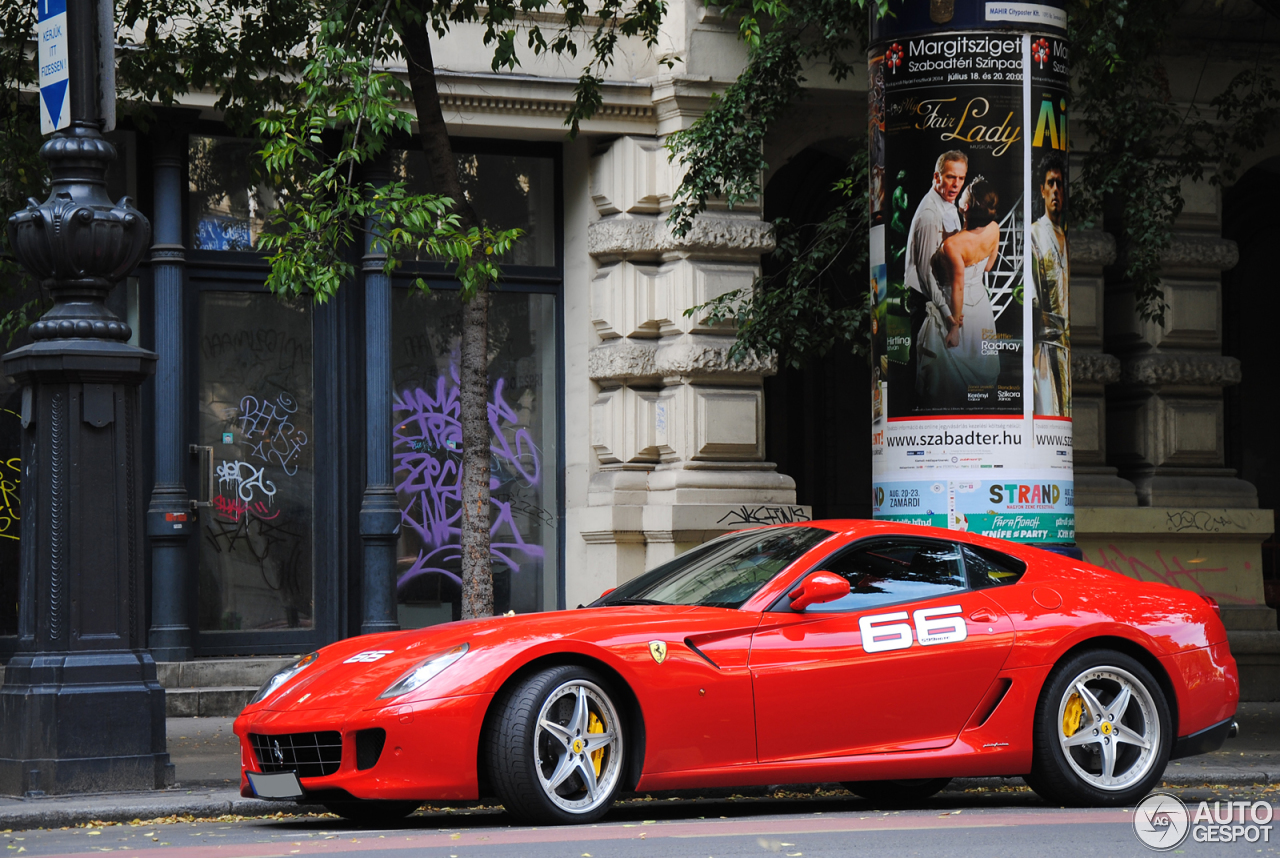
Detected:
left=238, top=393, right=309, bottom=475
left=216, top=459, right=278, bottom=504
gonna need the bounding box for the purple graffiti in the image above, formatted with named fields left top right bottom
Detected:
left=392, top=365, right=544, bottom=590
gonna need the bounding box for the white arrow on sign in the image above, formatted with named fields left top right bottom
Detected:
left=37, top=0, right=70, bottom=135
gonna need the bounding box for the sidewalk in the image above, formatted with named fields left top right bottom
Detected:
left=1, top=704, right=1277, bottom=831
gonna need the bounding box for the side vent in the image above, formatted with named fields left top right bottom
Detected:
left=970, top=678, right=1013, bottom=729
left=684, top=638, right=720, bottom=669
left=355, top=728, right=387, bottom=771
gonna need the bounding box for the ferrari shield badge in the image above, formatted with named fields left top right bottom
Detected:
left=648, top=641, right=667, bottom=664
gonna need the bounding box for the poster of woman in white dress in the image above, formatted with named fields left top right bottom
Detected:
left=917, top=180, right=1004, bottom=409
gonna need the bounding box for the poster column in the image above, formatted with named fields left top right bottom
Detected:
left=868, top=1, right=1072, bottom=545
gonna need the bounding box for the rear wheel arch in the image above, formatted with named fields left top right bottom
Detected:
left=1050, top=636, right=1180, bottom=738
left=477, top=652, right=647, bottom=796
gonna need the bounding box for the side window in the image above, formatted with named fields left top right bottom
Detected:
left=962, top=545, right=1027, bottom=589
left=797, top=539, right=966, bottom=613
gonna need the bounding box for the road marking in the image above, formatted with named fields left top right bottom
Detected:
left=24, top=807, right=1135, bottom=858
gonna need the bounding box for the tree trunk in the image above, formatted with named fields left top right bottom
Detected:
left=395, top=9, right=494, bottom=619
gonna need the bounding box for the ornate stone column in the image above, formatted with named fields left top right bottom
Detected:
left=1069, top=229, right=1134, bottom=506
left=576, top=134, right=807, bottom=582
left=1105, top=233, right=1255, bottom=508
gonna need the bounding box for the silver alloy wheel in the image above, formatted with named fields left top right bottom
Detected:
left=533, top=679, right=623, bottom=814
left=1056, top=665, right=1160, bottom=791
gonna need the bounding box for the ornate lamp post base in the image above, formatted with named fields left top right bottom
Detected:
left=0, top=336, right=170, bottom=795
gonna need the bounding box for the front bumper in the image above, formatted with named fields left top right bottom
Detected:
left=234, top=693, right=494, bottom=802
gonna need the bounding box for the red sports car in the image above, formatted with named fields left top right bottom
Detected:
left=233, top=521, right=1239, bottom=825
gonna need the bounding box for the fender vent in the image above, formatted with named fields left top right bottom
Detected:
left=250, top=731, right=343, bottom=778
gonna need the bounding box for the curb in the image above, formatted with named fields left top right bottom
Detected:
left=2, top=771, right=1278, bottom=831
left=0, top=794, right=327, bottom=832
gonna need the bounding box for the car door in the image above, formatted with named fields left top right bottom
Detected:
left=750, top=537, right=1016, bottom=763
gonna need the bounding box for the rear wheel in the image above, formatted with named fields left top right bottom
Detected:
left=321, top=800, right=420, bottom=826
left=486, top=665, right=627, bottom=825
left=1028, top=649, right=1170, bottom=807
left=843, top=778, right=952, bottom=804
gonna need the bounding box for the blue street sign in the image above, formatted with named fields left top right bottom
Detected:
left=37, top=0, right=70, bottom=134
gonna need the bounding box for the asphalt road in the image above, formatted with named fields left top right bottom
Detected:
left=6, top=784, right=1280, bottom=858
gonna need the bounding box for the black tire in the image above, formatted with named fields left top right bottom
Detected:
left=1028, top=649, right=1171, bottom=807
left=486, top=664, right=627, bottom=825
left=843, top=778, right=952, bottom=804
left=321, top=800, right=420, bottom=826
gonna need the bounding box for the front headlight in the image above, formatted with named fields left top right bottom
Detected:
left=250, top=651, right=319, bottom=705
left=378, top=643, right=469, bottom=700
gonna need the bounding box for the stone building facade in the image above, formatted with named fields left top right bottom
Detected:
left=2, top=0, right=1279, bottom=700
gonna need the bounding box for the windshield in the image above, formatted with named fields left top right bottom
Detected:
left=594, top=526, right=835, bottom=609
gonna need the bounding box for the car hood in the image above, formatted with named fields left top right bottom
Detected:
left=253, top=605, right=713, bottom=713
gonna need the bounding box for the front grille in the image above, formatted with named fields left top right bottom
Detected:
left=250, top=732, right=343, bottom=778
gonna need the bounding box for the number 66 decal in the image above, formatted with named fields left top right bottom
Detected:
left=858, top=605, right=967, bottom=653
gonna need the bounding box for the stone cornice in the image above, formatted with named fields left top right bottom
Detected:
left=1073, top=230, right=1238, bottom=273
left=588, top=214, right=775, bottom=260
left=1160, top=234, right=1239, bottom=272
left=1071, top=351, right=1121, bottom=385
left=588, top=336, right=776, bottom=381
left=1120, top=352, right=1243, bottom=387
left=429, top=70, right=656, bottom=125
left=1069, top=230, right=1116, bottom=268
left=588, top=340, right=657, bottom=381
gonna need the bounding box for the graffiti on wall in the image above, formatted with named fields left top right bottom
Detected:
left=238, top=393, right=309, bottom=475
left=393, top=366, right=544, bottom=589
left=0, top=456, right=19, bottom=541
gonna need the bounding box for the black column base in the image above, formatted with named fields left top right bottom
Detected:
left=0, top=652, right=174, bottom=796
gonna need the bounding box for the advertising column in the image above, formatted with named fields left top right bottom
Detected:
left=869, top=1, right=1072, bottom=544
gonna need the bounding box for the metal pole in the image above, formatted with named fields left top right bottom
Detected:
left=359, top=156, right=400, bottom=635
left=146, top=111, right=196, bottom=661
left=0, top=0, right=170, bottom=795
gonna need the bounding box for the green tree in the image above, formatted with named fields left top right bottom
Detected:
left=2, top=0, right=667, bottom=620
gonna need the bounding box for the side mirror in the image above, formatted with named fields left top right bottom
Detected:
left=788, top=571, right=851, bottom=612
left=600, top=588, right=616, bottom=599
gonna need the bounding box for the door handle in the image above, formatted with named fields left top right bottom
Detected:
left=969, top=609, right=997, bottom=624
left=189, top=444, right=214, bottom=510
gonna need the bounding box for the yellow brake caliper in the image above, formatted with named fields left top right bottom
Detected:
left=1063, top=692, right=1083, bottom=738
left=588, top=711, right=605, bottom=776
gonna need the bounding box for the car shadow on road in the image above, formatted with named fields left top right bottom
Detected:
left=249, top=786, right=1055, bottom=834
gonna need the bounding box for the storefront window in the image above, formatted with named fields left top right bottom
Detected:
left=392, top=289, right=559, bottom=626
left=189, top=136, right=281, bottom=251
left=196, top=292, right=315, bottom=631
left=391, top=149, right=556, bottom=267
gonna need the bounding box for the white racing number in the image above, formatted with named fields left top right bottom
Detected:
left=344, top=650, right=394, bottom=663
left=858, top=605, right=967, bottom=653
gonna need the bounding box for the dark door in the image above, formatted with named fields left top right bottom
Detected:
left=187, top=283, right=341, bottom=655
left=750, top=537, right=1016, bottom=762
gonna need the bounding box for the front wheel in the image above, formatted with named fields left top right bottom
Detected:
left=1028, top=649, right=1171, bottom=807
left=486, top=665, right=627, bottom=825
left=843, top=778, right=952, bottom=804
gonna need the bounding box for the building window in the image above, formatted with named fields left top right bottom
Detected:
left=196, top=291, right=316, bottom=631
left=188, top=135, right=281, bottom=251
left=391, top=149, right=556, bottom=268
left=391, top=289, right=559, bottom=626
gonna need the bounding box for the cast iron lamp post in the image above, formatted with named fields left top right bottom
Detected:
left=0, top=0, right=171, bottom=795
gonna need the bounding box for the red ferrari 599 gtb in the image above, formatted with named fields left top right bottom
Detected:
left=234, top=521, right=1238, bottom=824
